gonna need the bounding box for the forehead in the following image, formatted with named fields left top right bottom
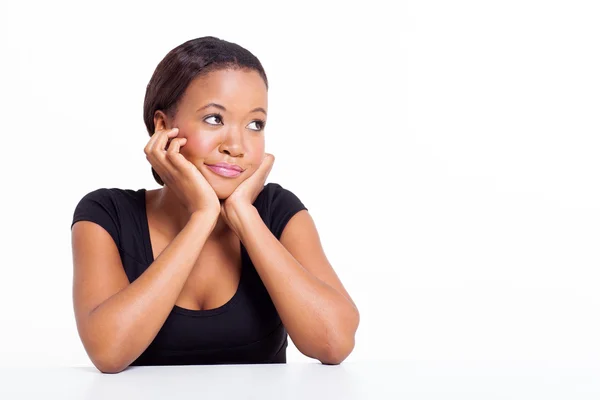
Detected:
left=182, top=68, right=267, bottom=113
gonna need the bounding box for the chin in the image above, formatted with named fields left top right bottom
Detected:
left=216, top=191, right=229, bottom=201
left=211, top=186, right=233, bottom=200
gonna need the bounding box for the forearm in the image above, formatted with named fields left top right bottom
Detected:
left=85, top=211, right=217, bottom=372
left=235, top=207, right=359, bottom=364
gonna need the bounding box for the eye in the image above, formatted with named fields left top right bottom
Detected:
left=204, top=114, right=223, bottom=125
left=248, top=120, right=266, bottom=131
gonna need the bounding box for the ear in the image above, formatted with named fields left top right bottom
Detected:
left=153, top=110, right=171, bottom=132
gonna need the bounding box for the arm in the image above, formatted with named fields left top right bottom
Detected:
left=232, top=206, right=359, bottom=365
left=71, top=211, right=217, bottom=373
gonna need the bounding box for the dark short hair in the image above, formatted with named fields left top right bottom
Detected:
left=143, top=36, right=269, bottom=186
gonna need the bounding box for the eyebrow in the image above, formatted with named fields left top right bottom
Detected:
left=196, top=102, right=267, bottom=116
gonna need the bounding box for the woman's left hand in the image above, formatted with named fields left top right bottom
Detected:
left=221, top=153, right=275, bottom=234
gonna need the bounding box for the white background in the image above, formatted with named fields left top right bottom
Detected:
left=0, top=0, right=598, bottom=367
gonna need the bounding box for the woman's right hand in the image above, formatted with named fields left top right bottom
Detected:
left=144, top=127, right=221, bottom=218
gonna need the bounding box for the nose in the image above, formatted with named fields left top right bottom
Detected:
left=219, top=127, right=244, bottom=157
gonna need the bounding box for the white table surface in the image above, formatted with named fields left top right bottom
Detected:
left=1, top=360, right=599, bottom=399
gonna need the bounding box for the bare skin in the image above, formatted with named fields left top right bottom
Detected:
left=144, top=68, right=270, bottom=311
left=73, top=69, right=270, bottom=373
left=72, top=68, right=359, bottom=374
left=144, top=187, right=243, bottom=312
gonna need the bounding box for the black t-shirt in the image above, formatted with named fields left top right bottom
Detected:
left=71, top=183, right=308, bottom=366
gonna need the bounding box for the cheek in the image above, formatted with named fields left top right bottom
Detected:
left=249, top=149, right=265, bottom=170
left=182, top=134, right=215, bottom=157
left=252, top=141, right=266, bottom=161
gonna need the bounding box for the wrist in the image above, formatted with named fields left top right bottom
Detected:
left=225, top=199, right=255, bottom=215
left=189, top=209, right=219, bottom=225
left=230, top=204, right=259, bottom=232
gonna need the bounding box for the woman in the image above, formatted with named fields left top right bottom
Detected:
left=70, top=36, right=359, bottom=373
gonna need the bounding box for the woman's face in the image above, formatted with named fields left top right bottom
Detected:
left=155, top=68, right=267, bottom=200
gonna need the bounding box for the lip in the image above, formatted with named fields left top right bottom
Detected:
left=205, top=162, right=244, bottom=178
left=206, top=162, right=244, bottom=172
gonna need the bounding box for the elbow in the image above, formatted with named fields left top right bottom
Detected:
left=88, top=343, right=130, bottom=374
left=319, top=336, right=355, bottom=365
left=93, top=354, right=129, bottom=374
left=319, top=308, right=360, bottom=365
left=78, top=315, right=132, bottom=373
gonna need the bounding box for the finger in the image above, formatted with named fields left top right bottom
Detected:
left=250, top=162, right=273, bottom=203
left=245, top=155, right=274, bottom=199
left=245, top=154, right=274, bottom=185
left=145, top=127, right=178, bottom=155
left=166, top=137, right=186, bottom=159
left=165, top=138, right=192, bottom=170
left=144, top=129, right=173, bottom=154
left=257, top=155, right=275, bottom=187
left=258, top=153, right=275, bottom=175
left=146, top=130, right=179, bottom=184
left=152, top=128, right=179, bottom=153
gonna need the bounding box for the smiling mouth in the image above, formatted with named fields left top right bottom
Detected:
left=205, top=164, right=244, bottom=178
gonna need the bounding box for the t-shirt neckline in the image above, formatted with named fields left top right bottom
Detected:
left=137, top=188, right=246, bottom=318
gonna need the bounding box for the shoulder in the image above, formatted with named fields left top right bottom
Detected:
left=73, top=187, right=141, bottom=215
left=71, top=187, right=143, bottom=245
left=76, top=187, right=139, bottom=205
left=257, top=183, right=305, bottom=206
left=255, top=182, right=308, bottom=240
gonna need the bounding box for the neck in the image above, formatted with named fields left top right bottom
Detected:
left=149, top=186, right=229, bottom=239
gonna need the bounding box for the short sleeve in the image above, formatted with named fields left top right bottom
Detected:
left=267, top=183, right=308, bottom=240
left=71, top=188, right=120, bottom=248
